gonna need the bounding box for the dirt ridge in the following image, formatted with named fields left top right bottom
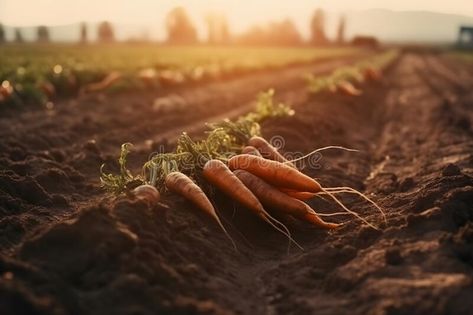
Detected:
left=1, top=52, right=473, bottom=315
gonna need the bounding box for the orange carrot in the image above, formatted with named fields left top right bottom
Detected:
left=242, top=146, right=262, bottom=157
left=285, top=186, right=386, bottom=230
left=229, top=155, right=385, bottom=229
left=81, top=71, right=121, bottom=94
left=228, top=154, right=322, bottom=193
left=0, top=81, right=14, bottom=101
left=337, top=80, right=362, bottom=96
left=364, top=67, right=381, bottom=81
left=202, top=159, right=302, bottom=249
left=203, top=160, right=266, bottom=218
left=234, top=170, right=339, bottom=229
left=248, top=136, right=295, bottom=167
left=165, top=171, right=236, bottom=249
left=138, top=68, right=157, bottom=85
left=279, top=188, right=314, bottom=201
left=328, top=83, right=338, bottom=94
left=39, top=81, right=56, bottom=98
left=132, top=184, right=161, bottom=205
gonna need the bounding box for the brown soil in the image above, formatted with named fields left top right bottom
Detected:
left=1, top=52, right=473, bottom=315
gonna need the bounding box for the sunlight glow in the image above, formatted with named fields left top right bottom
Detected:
left=0, top=0, right=472, bottom=42
left=1, top=0, right=472, bottom=27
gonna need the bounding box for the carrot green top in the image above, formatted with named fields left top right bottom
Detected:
left=100, top=89, right=294, bottom=194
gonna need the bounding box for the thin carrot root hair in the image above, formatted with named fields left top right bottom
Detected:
left=262, top=210, right=304, bottom=253
left=284, top=145, right=359, bottom=165
left=321, top=186, right=387, bottom=223
left=219, top=209, right=255, bottom=250
left=318, top=188, right=381, bottom=230
left=278, top=145, right=385, bottom=229
left=214, top=215, right=238, bottom=251
left=231, top=202, right=237, bottom=219
left=311, top=210, right=354, bottom=217
left=313, top=192, right=334, bottom=203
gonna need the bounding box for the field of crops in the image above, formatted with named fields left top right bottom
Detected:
left=447, top=50, right=473, bottom=63
left=0, top=44, right=358, bottom=106
left=1, top=42, right=473, bottom=315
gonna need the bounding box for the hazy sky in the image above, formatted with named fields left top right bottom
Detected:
left=1, top=0, right=472, bottom=40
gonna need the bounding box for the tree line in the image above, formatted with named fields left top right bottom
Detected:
left=0, top=7, right=345, bottom=45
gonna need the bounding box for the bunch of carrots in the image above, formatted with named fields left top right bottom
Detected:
left=101, top=90, right=385, bottom=250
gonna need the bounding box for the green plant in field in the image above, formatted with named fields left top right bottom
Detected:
left=306, top=49, right=399, bottom=93
left=0, top=45, right=358, bottom=106
left=100, top=143, right=141, bottom=193
left=100, top=89, right=294, bottom=194
left=210, top=89, right=294, bottom=145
